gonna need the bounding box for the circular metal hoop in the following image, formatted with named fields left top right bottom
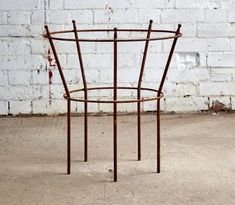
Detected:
left=44, top=28, right=182, bottom=42
left=63, top=86, right=164, bottom=103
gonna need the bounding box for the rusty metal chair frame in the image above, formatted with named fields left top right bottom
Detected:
left=44, top=20, right=182, bottom=182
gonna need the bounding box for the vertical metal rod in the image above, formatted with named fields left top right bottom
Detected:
left=157, top=99, right=160, bottom=173
left=67, top=99, right=71, bottom=174
left=113, top=28, right=118, bottom=182
left=72, top=20, right=88, bottom=162
left=137, top=20, right=153, bottom=161
left=156, top=24, right=181, bottom=173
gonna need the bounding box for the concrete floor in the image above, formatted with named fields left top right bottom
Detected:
left=0, top=113, right=235, bottom=205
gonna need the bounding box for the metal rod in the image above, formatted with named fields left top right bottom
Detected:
left=157, top=99, right=160, bottom=173
left=113, top=28, right=118, bottom=182
left=67, top=99, right=71, bottom=174
left=72, top=20, right=88, bottom=162
left=158, top=24, right=181, bottom=96
left=156, top=24, right=181, bottom=173
left=137, top=20, right=153, bottom=161
left=44, top=25, right=70, bottom=98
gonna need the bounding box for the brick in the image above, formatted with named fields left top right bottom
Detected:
left=96, top=38, right=153, bottom=54
left=231, top=38, right=235, bottom=50
left=9, top=101, right=32, bottom=114
left=165, top=96, right=208, bottom=112
left=7, top=11, right=30, bottom=24
left=94, top=9, right=136, bottom=24
left=179, top=23, right=196, bottom=37
left=167, top=67, right=210, bottom=82
left=0, top=86, right=41, bottom=100
left=31, top=70, right=48, bottom=85
left=25, top=55, right=45, bottom=70
left=41, top=84, right=64, bottom=99
left=200, top=82, right=235, bottom=96
left=144, top=68, right=164, bottom=82
left=135, top=9, right=160, bottom=23
left=198, top=23, right=235, bottom=37
left=163, top=38, right=207, bottom=52
left=228, top=9, right=235, bottom=22
left=49, top=0, right=64, bottom=9
left=208, top=38, right=230, bottom=51
left=207, top=53, right=235, bottom=67
left=67, top=54, right=112, bottom=68
left=33, top=99, right=67, bottom=114
left=161, top=9, right=205, bottom=23
left=0, top=0, right=40, bottom=10
left=210, top=68, right=235, bottom=74
left=84, top=69, right=100, bottom=83
left=0, top=41, right=8, bottom=55
left=175, top=0, right=232, bottom=9
left=0, top=25, right=42, bottom=37
left=70, top=10, right=93, bottom=24
left=142, top=100, right=165, bottom=112
left=198, top=52, right=207, bottom=67
left=8, top=39, right=31, bottom=55
left=99, top=69, right=112, bottom=83
left=106, top=0, right=132, bottom=9
left=118, top=53, right=137, bottom=68
left=117, top=68, right=139, bottom=83
left=176, top=0, right=209, bottom=8
left=129, top=0, right=174, bottom=9
left=30, top=39, right=48, bottom=54
left=162, top=82, right=177, bottom=96
left=64, top=0, right=107, bottom=9
left=0, top=71, right=6, bottom=86
left=0, top=13, right=7, bottom=24
left=31, top=11, right=44, bottom=25
left=1, top=56, right=25, bottom=70
left=47, top=10, right=71, bottom=24
left=8, top=71, right=31, bottom=85
left=209, top=73, right=232, bottom=82
left=205, top=9, right=227, bottom=23
left=220, top=0, right=234, bottom=9
left=145, top=53, right=177, bottom=68
left=176, top=83, right=198, bottom=96
left=0, top=101, right=8, bottom=115
left=53, top=41, right=95, bottom=54
left=51, top=69, right=80, bottom=84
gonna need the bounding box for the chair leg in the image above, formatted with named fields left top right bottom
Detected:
left=137, top=101, right=141, bottom=161
left=67, top=99, right=71, bottom=174
left=113, top=102, right=117, bottom=182
left=84, top=101, right=88, bottom=162
left=157, top=99, right=160, bottom=173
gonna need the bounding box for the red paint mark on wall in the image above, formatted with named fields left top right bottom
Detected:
left=47, top=49, right=56, bottom=67
left=48, top=69, right=53, bottom=105
left=47, top=48, right=56, bottom=105
left=49, top=70, right=53, bottom=84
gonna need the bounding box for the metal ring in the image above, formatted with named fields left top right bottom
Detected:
left=44, top=28, right=182, bottom=42
left=63, top=86, right=164, bottom=103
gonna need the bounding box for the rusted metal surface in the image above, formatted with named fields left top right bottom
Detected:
left=44, top=20, right=182, bottom=182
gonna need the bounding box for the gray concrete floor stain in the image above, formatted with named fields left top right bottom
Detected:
left=0, top=113, right=235, bottom=204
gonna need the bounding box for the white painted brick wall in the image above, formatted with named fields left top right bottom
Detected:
left=0, top=0, right=235, bottom=115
